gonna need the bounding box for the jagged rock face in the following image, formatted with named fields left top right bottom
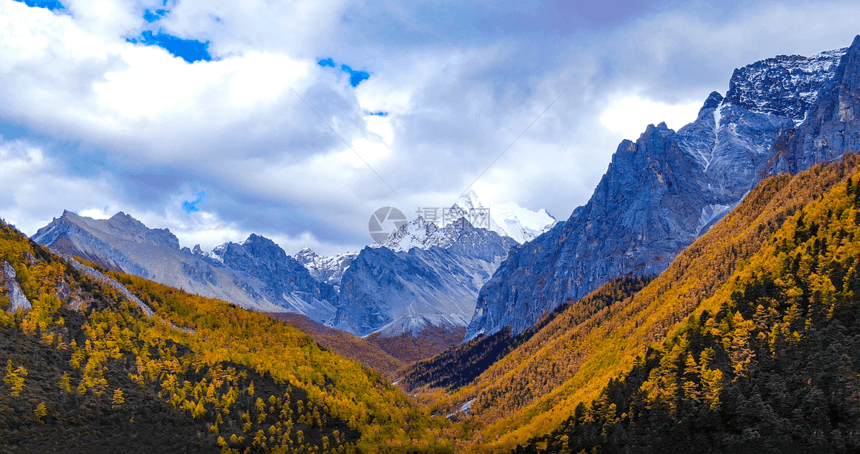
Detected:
left=294, top=248, right=356, bottom=289
left=466, top=39, right=856, bottom=340
left=382, top=216, right=468, bottom=251
left=769, top=36, right=860, bottom=174
left=725, top=49, right=845, bottom=123
left=31, top=212, right=160, bottom=277
left=209, top=236, right=338, bottom=321
left=32, top=212, right=338, bottom=322
left=334, top=223, right=516, bottom=337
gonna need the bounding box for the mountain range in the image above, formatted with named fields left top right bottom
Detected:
left=30, top=191, right=552, bottom=345
left=5, top=34, right=860, bottom=454
left=31, top=211, right=340, bottom=322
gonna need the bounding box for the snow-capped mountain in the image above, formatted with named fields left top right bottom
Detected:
left=466, top=37, right=859, bottom=340
left=294, top=248, right=357, bottom=290
left=381, top=191, right=555, bottom=252
left=454, top=190, right=556, bottom=244
left=723, top=48, right=846, bottom=125
left=334, top=219, right=517, bottom=337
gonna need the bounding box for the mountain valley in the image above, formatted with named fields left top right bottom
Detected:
left=5, top=33, right=860, bottom=454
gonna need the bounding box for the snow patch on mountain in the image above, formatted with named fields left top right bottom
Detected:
left=294, top=248, right=357, bottom=289
left=725, top=48, right=846, bottom=124
left=454, top=190, right=557, bottom=244
left=381, top=191, right=555, bottom=253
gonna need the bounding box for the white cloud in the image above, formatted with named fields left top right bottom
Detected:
left=2, top=0, right=860, bottom=257
left=599, top=95, right=701, bottom=141
left=0, top=139, right=120, bottom=234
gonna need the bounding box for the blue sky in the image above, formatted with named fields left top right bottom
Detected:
left=1, top=0, right=860, bottom=255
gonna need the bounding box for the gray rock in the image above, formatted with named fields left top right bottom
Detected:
left=294, top=248, right=356, bottom=290
left=1, top=262, right=31, bottom=312
left=210, top=235, right=338, bottom=322
left=768, top=36, right=860, bottom=174
left=725, top=48, right=845, bottom=123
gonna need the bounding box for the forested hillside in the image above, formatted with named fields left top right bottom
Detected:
left=412, top=155, right=860, bottom=452
left=517, top=158, right=860, bottom=453
left=0, top=222, right=457, bottom=453
left=401, top=277, right=651, bottom=392
left=267, top=312, right=406, bottom=380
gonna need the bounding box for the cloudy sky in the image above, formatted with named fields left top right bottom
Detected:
left=1, top=0, right=859, bottom=255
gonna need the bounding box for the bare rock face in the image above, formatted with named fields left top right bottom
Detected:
left=466, top=37, right=857, bottom=340
left=769, top=36, right=860, bottom=174
left=0, top=261, right=31, bottom=312
left=208, top=235, right=338, bottom=322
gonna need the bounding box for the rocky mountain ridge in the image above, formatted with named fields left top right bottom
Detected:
left=32, top=211, right=339, bottom=322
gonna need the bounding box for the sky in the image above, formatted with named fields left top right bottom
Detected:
left=1, top=0, right=860, bottom=256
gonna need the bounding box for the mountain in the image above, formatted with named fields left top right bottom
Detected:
left=333, top=219, right=517, bottom=338
left=422, top=151, right=860, bottom=452
left=454, top=190, right=557, bottom=244
left=466, top=40, right=853, bottom=340
left=0, top=220, right=454, bottom=452
left=382, top=191, right=555, bottom=252
left=203, top=234, right=339, bottom=322
left=518, top=155, right=860, bottom=454
left=324, top=191, right=548, bottom=341
left=32, top=211, right=338, bottom=323
left=294, top=248, right=357, bottom=290
left=769, top=36, right=860, bottom=174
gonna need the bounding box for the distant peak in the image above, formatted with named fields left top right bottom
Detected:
left=242, top=233, right=278, bottom=248
left=109, top=211, right=140, bottom=223
left=460, top=188, right=479, bottom=199
left=297, top=247, right=316, bottom=255
left=700, top=91, right=723, bottom=112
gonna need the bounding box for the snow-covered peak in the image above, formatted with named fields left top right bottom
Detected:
left=725, top=47, right=847, bottom=124
left=381, top=215, right=464, bottom=252
left=453, top=190, right=556, bottom=244
left=380, top=191, right=555, bottom=252
left=294, top=248, right=357, bottom=288
left=295, top=247, right=318, bottom=261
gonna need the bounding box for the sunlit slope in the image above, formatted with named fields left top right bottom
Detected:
left=455, top=156, right=860, bottom=451
left=402, top=277, right=651, bottom=393
left=0, top=222, right=456, bottom=453
left=519, top=154, right=860, bottom=453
